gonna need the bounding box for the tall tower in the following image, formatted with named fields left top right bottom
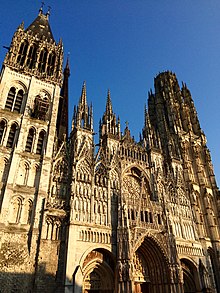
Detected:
left=0, top=7, right=67, bottom=292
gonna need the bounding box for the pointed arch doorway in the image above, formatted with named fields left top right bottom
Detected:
left=132, top=237, right=172, bottom=293
left=181, top=259, right=201, bottom=293
left=82, top=249, right=115, bottom=293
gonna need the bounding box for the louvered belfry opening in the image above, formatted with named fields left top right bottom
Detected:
left=6, top=123, right=17, bottom=148
left=36, top=130, right=45, bottom=155
left=25, top=128, right=35, bottom=152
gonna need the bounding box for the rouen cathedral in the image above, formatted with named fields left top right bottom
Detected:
left=0, top=7, right=220, bottom=293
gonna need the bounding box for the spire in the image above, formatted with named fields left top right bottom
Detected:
left=25, top=8, right=54, bottom=42
left=105, top=89, right=113, bottom=118
left=99, top=90, right=120, bottom=141
left=64, top=53, right=70, bottom=76
left=79, top=81, right=87, bottom=107
left=57, top=56, right=70, bottom=145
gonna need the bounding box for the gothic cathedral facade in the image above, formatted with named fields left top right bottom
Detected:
left=0, top=8, right=220, bottom=293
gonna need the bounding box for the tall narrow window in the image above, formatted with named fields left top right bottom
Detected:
left=14, top=89, right=24, bottom=113
left=26, top=44, right=37, bottom=69
left=38, top=48, right=48, bottom=73
left=6, top=123, right=17, bottom=148
left=12, top=197, right=22, bottom=223
left=25, top=127, right=35, bottom=152
left=27, top=200, right=33, bottom=224
left=5, top=87, right=16, bottom=111
left=47, top=52, right=56, bottom=76
left=0, top=120, right=6, bottom=144
left=17, top=40, right=28, bottom=66
left=23, top=163, right=29, bottom=185
left=36, top=130, right=45, bottom=155
left=1, top=158, right=9, bottom=183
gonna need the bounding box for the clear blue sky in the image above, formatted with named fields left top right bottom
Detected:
left=0, top=1, right=219, bottom=186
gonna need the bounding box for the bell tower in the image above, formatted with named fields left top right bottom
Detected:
left=0, top=7, right=66, bottom=291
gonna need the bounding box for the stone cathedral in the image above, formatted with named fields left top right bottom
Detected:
left=0, top=7, right=220, bottom=293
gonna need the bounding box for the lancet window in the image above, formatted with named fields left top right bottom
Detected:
left=36, top=130, right=46, bottom=154
left=25, top=127, right=35, bottom=152
left=0, top=158, right=9, bottom=183
left=11, top=197, right=22, bottom=224
left=23, top=163, right=29, bottom=185
left=6, top=123, right=18, bottom=148
left=0, top=120, right=7, bottom=144
left=26, top=199, right=33, bottom=224
left=38, top=48, right=48, bottom=73
left=17, top=40, right=28, bottom=66
left=47, top=51, right=56, bottom=76
left=26, top=44, right=37, bottom=69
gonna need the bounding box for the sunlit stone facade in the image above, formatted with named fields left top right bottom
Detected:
left=0, top=8, right=219, bottom=293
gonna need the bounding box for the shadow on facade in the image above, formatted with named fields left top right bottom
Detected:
left=0, top=264, right=72, bottom=293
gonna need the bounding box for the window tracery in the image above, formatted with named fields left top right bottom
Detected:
left=26, top=44, right=37, bottom=69
left=38, top=48, right=48, bottom=73
left=16, top=40, right=28, bottom=66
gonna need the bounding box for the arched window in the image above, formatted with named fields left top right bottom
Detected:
left=0, top=120, right=7, bottom=144
left=38, top=48, right=48, bottom=73
left=23, top=163, right=29, bottom=185
left=14, top=89, right=24, bottom=113
left=11, top=197, right=22, bottom=223
left=36, top=130, right=46, bottom=154
left=5, top=87, right=24, bottom=113
left=17, top=40, right=28, bottom=66
left=26, top=44, right=37, bottom=69
left=25, top=127, right=35, bottom=152
left=47, top=52, right=56, bottom=76
left=5, top=87, right=16, bottom=111
left=27, top=199, right=33, bottom=224
left=6, top=123, right=18, bottom=148
left=34, top=165, right=40, bottom=187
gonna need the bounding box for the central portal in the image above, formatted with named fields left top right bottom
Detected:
left=132, top=237, right=171, bottom=293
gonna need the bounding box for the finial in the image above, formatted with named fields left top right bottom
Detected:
left=46, top=6, right=51, bottom=18
left=39, top=2, right=45, bottom=14
left=125, top=121, right=129, bottom=128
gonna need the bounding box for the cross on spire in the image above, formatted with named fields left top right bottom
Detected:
left=47, top=6, right=51, bottom=14
left=39, top=2, right=45, bottom=14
